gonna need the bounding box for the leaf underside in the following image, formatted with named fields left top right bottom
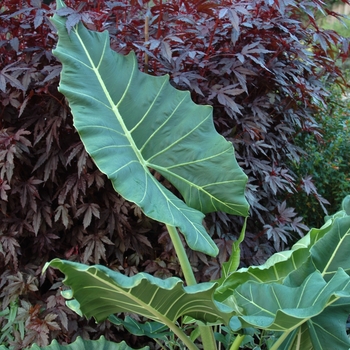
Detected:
left=51, top=0, right=249, bottom=256
left=225, top=205, right=350, bottom=350
left=215, top=212, right=350, bottom=300
left=46, top=259, right=233, bottom=326
left=29, top=336, right=148, bottom=350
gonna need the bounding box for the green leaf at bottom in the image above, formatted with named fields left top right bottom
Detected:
left=230, top=269, right=350, bottom=350
left=45, top=259, right=233, bottom=326
left=29, top=336, right=148, bottom=350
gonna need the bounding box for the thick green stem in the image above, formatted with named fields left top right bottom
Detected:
left=270, top=330, right=292, bottom=350
left=166, top=225, right=217, bottom=350
left=229, top=334, right=245, bottom=350
left=167, top=225, right=196, bottom=286
left=199, top=324, right=217, bottom=349
left=165, top=321, right=199, bottom=350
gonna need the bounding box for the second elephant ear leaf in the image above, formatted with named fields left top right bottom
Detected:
left=45, top=259, right=233, bottom=326
left=51, top=0, right=249, bottom=256
left=29, top=336, right=148, bottom=350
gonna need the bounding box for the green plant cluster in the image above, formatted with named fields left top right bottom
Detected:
left=289, top=82, right=350, bottom=228
left=321, top=18, right=350, bottom=38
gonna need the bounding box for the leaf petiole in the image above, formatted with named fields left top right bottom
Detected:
left=166, top=224, right=217, bottom=350
left=166, top=225, right=196, bottom=286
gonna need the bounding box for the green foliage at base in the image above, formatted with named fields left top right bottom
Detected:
left=0, top=336, right=148, bottom=350
left=289, top=83, right=350, bottom=228
left=2, top=0, right=350, bottom=348
left=45, top=197, right=350, bottom=350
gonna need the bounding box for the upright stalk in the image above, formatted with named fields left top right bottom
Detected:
left=270, top=329, right=293, bottom=350
left=162, top=318, right=199, bottom=350
left=166, top=225, right=217, bottom=350
left=229, top=334, right=245, bottom=350
left=167, top=224, right=196, bottom=285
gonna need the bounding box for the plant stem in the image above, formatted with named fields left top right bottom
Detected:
left=270, top=330, right=292, bottom=350
left=166, top=225, right=196, bottom=285
left=199, top=324, right=217, bottom=349
left=166, top=225, right=217, bottom=350
left=229, top=334, right=245, bottom=350
left=165, top=321, right=199, bottom=350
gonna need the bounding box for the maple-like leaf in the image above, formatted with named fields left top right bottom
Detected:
left=75, top=203, right=100, bottom=229
left=0, top=179, right=11, bottom=201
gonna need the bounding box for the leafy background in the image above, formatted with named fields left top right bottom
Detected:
left=0, top=0, right=349, bottom=348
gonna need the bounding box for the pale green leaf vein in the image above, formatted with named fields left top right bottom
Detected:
left=97, top=36, right=108, bottom=70
left=165, top=148, right=232, bottom=170
left=82, top=123, right=125, bottom=136
left=60, top=90, right=112, bottom=110
left=130, top=78, right=168, bottom=134
left=321, top=226, right=350, bottom=277
left=109, top=160, right=139, bottom=176
left=146, top=112, right=211, bottom=163
left=139, top=93, right=188, bottom=153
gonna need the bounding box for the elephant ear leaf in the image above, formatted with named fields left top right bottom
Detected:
left=29, top=336, right=148, bottom=349
left=51, top=0, right=249, bottom=256
left=44, top=259, right=233, bottom=326
left=230, top=270, right=350, bottom=350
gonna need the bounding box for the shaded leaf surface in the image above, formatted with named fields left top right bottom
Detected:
left=311, top=217, right=350, bottom=281
left=230, top=270, right=350, bottom=349
left=108, top=315, right=172, bottom=340
left=214, top=223, right=330, bottom=301
left=225, top=206, right=350, bottom=349
left=46, top=259, right=233, bottom=325
left=216, top=206, right=350, bottom=301
left=29, top=336, right=148, bottom=350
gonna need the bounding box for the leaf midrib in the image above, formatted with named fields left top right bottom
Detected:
left=79, top=30, right=143, bottom=165
left=72, top=25, right=238, bottom=216
left=68, top=26, right=216, bottom=251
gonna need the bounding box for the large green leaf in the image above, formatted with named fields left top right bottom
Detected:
left=45, top=259, right=233, bottom=326
left=28, top=336, right=148, bottom=350
left=230, top=269, right=350, bottom=349
left=51, top=0, right=248, bottom=256
left=284, top=215, right=350, bottom=288
left=215, top=223, right=330, bottom=301
left=311, top=216, right=350, bottom=281
left=280, top=299, right=350, bottom=350
left=215, top=204, right=350, bottom=301
left=223, top=200, right=350, bottom=348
